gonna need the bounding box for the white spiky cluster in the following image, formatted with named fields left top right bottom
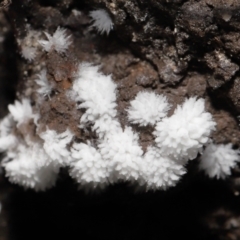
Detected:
left=8, top=99, right=35, bottom=126
left=21, top=46, right=37, bottom=62
left=71, top=63, right=117, bottom=120
left=127, top=91, right=170, bottom=126
left=2, top=144, right=59, bottom=191
left=0, top=99, right=73, bottom=190
left=154, top=97, right=216, bottom=162
left=39, top=27, right=71, bottom=53
left=89, top=9, right=113, bottom=35
left=199, top=143, right=240, bottom=179
left=69, top=63, right=118, bottom=136
left=39, top=129, right=73, bottom=166
left=18, top=29, right=41, bottom=61
left=0, top=115, right=16, bottom=152
left=1, top=63, right=218, bottom=192
left=70, top=142, right=109, bottom=188
left=99, top=127, right=144, bottom=182
left=66, top=63, right=216, bottom=190
left=35, top=69, right=54, bottom=98
left=142, top=147, right=186, bottom=190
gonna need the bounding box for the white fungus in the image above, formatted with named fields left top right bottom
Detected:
left=89, top=9, right=113, bottom=35
left=142, top=146, right=186, bottom=190
left=21, top=46, right=37, bottom=62
left=154, top=97, right=216, bottom=162
left=1, top=61, right=219, bottom=191
left=199, top=143, right=240, bottom=179
left=70, top=142, right=109, bottom=189
left=8, top=99, right=36, bottom=127
left=35, top=69, right=54, bottom=98
left=0, top=114, right=14, bottom=137
left=39, top=129, right=73, bottom=166
left=127, top=91, right=171, bottom=126
left=39, top=27, right=71, bottom=53
left=0, top=115, right=16, bottom=152
left=69, top=63, right=117, bottom=128
left=4, top=159, right=59, bottom=191
left=18, top=29, right=41, bottom=61
left=3, top=143, right=59, bottom=191
left=99, top=127, right=143, bottom=182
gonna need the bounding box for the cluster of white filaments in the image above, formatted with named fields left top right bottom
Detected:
left=67, top=64, right=217, bottom=190
left=38, top=27, right=71, bottom=54
left=1, top=10, right=235, bottom=191
left=0, top=62, right=221, bottom=191
left=89, top=9, right=113, bottom=35
left=8, top=48, right=240, bottom=192
left=199, top=143, right=240, bottom=179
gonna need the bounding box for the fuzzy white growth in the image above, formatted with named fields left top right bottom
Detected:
left=0, top=114, right=14, bottom=137
left=39, top=27, right=71, bottom=53
left=1, top=106, right=61, bottom=191
left=70, top=142, right=109, bottom=188
left=155, top=97, right=216, bottom=161
left=0, top=115, right=17, bottom=152
left=18, top=29, right=41, bottom=61
left=35, top=69, right=54, bottom=97
left=143, top=147, right=186, bottom=190
left=39, top=129, right=73, bottom=166
left=92, top=117, right=121, bottom=138
left=127, top=91, right=170, bottom=126
left=8, top=99, right=36, bottom=126
left=199, top=143, right=240, bottom=179
left=4, top=161, right=58, bottom=191
left=89, top=9, right=113, bottom=35
left=70, top=63, right=117, bottom=134
left=99, top=127, right=143, bottom=182
left=4, top=142, right=52, bottom=168
left=0, top=134, right=17, bottom=153
left=21, top=46, right=36, bottom=62
left=3, top=144, right=59, bottom=191
left=1, top=60, right=218, bottom=191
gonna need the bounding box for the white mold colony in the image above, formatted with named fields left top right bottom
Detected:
left=0, top=62, right=218, bottom=191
